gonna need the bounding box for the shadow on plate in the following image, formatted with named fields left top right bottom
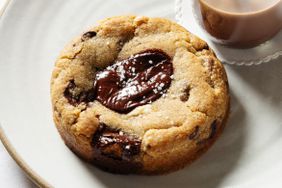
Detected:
left=227, top=60, right=282, bottom=112
left=82, top=90, right=247, bottom=188
left=226, top=60, right=282, bottom=155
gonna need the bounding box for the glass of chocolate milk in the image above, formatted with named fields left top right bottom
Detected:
left=198, top=0, right=282, bottom=48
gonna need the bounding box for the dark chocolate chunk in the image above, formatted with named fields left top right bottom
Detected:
left=188, top=126, right=200, bottom=140
left=180, top=86, right=191, bottom=102
left=64, top=80, right=78, bottom=105
left=197, top=120, right=218, bottom=145
left=203, top=44, right=210, bottom=50
left=81, top=31, right=97, bottom=41
left=91, top=123, right=142, bottom=173
left=92, top=123, right=141, bottom=160
left=93, top=49, right=173, bottom=113
left=63, top=80, right=95, bottom=105
left=208, top=120, right=217, bottom=139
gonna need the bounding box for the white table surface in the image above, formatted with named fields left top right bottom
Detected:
left=0, top=0, right=281, bottom=187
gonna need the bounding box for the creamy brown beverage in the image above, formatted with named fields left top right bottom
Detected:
left=204, top=0, right=279, bottom=13
left=198, top=0, right=282, bottom=48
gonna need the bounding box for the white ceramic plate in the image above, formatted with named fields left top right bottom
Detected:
left=176, top=0, right=282, bottom=66
left=1, top=0, right=282, bottom=187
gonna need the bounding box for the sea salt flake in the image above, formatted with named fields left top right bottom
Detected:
left=159, top=83, right=165, bottom=88
left=125, top=145, right=131, bottom=149
left=119, top=131, right=124, bottom=136
left=160, top=74, right=166, bottom=79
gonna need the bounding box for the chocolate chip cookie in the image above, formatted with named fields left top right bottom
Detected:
left=51, top=16, right=229, bottom=174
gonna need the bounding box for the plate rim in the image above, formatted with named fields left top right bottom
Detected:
left=0, top=0, right=51, bottom=187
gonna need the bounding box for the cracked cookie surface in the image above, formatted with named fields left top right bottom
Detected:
left=51, top=15, right=229, bottom=174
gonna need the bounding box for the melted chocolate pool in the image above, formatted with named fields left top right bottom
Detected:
left=94, top=49, right=173, bottom=113
left=64, top=49, right=173, bottom=113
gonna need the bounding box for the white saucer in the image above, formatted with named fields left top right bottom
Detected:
left=175, top=0, right=282, bottom=66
